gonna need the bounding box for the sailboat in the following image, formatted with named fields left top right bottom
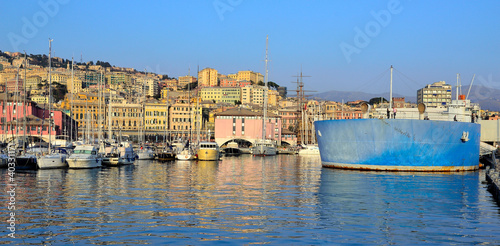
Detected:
left=38, top=39, right=68, bottom=169
left=136, top=74, right=155, bottom=160
left=15, top=51, right=37, bottom=170
left=67, top=61, right=102, bottom=169
left=251, top=36, right=277, bottom=156
left=176, top=78, right=196, bottom=160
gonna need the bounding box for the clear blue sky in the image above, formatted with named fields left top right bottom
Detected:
left=1, top=0, right=499, bottom=97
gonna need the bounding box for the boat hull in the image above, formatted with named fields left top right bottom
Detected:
left=37, top=154, right=67, bottom=169
left=15, top=155, right=38, bottom=170
left=197, top=149, right=219, bottom=161
left=251, top=146, right=277, bottom=156
left=137, top=150, right=155, bottom=160
left=314, top=119, right=480, bottom=171
left=67, top=158, right=101, bottom=169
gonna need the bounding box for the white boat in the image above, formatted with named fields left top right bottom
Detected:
left=137, top=146, right=155, bottom=160
left=67, top=144, right=102, bottom=169
left=251, top=36, right=277, bottom=157
left=197, top=142, right=220, bottom=161
left=38, top=40, right=68, bottom=170
left=177, top=148, right=196, bottom=160
left=37, top=148, right=68, bottom=169
left=102, top=141, right=135, bottom=165
left=251, top=139, right=277, bottom=156
left=298, top=144, right=320, bottom=155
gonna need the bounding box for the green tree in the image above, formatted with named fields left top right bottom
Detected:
left=257, top=81, right=265, bottom=86
left=267, top=81, right=279, bottom=89
left=235, top=100, right=241, bottom=105
left=369, top=97, right=388, bottom=105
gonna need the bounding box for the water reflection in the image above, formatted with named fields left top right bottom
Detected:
left=1, top=156, right=500, bottom=244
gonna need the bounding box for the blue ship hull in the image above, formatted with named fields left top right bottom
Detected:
left=314, top=119, right=480, bottom=171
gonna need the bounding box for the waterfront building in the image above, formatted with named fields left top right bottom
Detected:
left=214, top=106, right=282, bottom=147
left=144, top=101, right=169, bottom=133
left=109, top=100, right=141, bottom=136
left=169, top=97, right=202, bottom=140
left=279, top=106, right=299, bottom=132
left=417, top=81, right=452, bottom=107
left=199, top=86, right=241, bottom=104
left=198, top=68, right=218, bottom=87
left=281, top=128, right=297, bottom=146
left=0, top=93, right=77, bottom=142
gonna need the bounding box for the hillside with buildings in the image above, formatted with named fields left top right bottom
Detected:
left=1, top=49, right=499, bottom=147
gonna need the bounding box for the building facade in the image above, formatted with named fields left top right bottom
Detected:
left=417, top=81, right=452, bottom=107
left=198, top=68, right=218, bottom=87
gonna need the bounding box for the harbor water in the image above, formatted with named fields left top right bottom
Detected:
left=2, top=155, right=500, bottom=245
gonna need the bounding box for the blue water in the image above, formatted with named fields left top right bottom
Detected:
left=1, top=155, right=500, bottom=245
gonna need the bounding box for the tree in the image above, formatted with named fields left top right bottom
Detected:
left=267, top=81, right=279, bottom=90
left=257, top=81, right=265, bottom=86
left=235, top=100, right=241, bottom=105
left=368, top=97, right=388, bottom=105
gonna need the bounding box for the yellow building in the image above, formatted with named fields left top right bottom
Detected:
left=144, top=101, right=169, bottom=133
left=31, top=95, right=51, bottom=104
left=169, top=97, right=202, bottom=137
left=198, top=68, right=218, bottom=87
left=236, top=70, right=263, bottom=84
left=67, top=76, right=83, bottom=94
left=25, top=75, right=42, bottom=91
left=160, top=88, right=169, bottom=99
left=199, top=87, right=241, bottom=104
left=50, top=71, right=68, bottom=85
left=178, top=75, right=197, bottom=88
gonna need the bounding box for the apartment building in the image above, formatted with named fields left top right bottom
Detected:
left=417, top=81, right=452, bottom=107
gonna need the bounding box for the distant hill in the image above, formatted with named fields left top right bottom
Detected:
left=313, top=90, right=416, bottom=104
left=313, top=84, right=500, bottom=112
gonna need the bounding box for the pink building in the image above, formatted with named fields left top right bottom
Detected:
left=0, top=93, right=77, bottom=142
left=214, top=107, right=282, bottom=147
left=219, top=78, right=251, bottom=87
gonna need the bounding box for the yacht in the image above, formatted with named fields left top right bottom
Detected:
left=157, top=145, right=176, bottom=161
left=67, top=144, right=101, bottom=169
left=137, top=145, right=155, bottom=160
left=251, top=139, right=277, bottom=156
left=197, top=141, right=220, bottom=161
left=297, top=144, right=320, bottom=155
left=102, top=141, right=135, bottom=166
left=37, top=148, right=68, bottom=169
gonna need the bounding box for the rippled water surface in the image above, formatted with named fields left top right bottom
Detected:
left=1, top=155, right=500, bottom=245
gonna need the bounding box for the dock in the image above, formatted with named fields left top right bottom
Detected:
left=485, top=154, right=500, bottom=203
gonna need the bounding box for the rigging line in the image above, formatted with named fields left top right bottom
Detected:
left=393, top=72, right=418, bottom=92
left=351, top=67, right=391, bottom=93
left=393, top=68, right=424, bottom=87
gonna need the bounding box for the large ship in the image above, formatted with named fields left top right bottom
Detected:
left=314, top=67, right=481, bottom=171
left=315, top=119, right=480, bottom=171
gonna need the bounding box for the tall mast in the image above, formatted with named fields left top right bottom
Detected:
left=108, top=85, right=112, bottom=141
left=48, top=38, right=53, bottom=153
left=71, top=57, right=74, bottom=142
left=262, top=35, right=269, bottom=141
left=98, top=71, right=103, bottom=144
left=389, top=65, right=393, bottom=109
left=23, top=51, right=27, bottom=153
left=456, top=73, right=459, bottom=100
